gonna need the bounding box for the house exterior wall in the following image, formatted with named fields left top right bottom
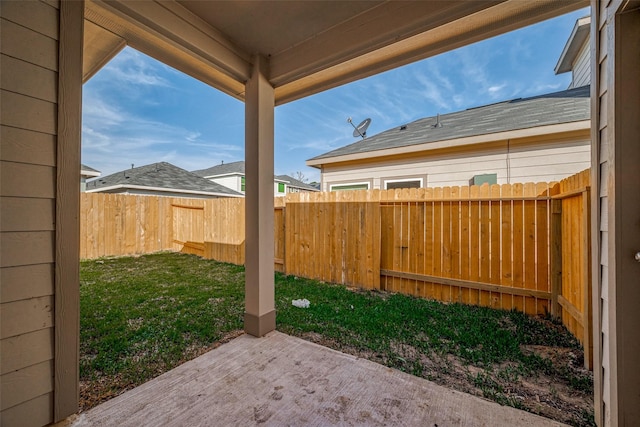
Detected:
left=592, top=2, right=640, bottom=426
left=570, top=40, right=591, bottom=89
left=209, top=174, right=242, bottom=193
left=273, top=181, right=286, bottom=196
left=1, top=1, right=61, bottom=425
left=206, top=174, right=315, bottom=197
left=320, top=133, right=590, bottom=191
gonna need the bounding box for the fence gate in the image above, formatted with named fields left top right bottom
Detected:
left=172, top=202, right=205, bottom=256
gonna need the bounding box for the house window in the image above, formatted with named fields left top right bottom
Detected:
left=330, top=182, right=370, bottom=191
left=278, top=182, right=286, bottom=193
left=384, top=178, right=422, bottom=190
left=241, top=176, right=245, bottom=192
left=470, top=173, right=497, bottom=186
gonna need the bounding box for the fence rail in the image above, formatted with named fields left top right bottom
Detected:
left=80, top=169, right=591, bottom=367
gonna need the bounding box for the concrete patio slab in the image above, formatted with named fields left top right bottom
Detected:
left=72, top=332, right=566, bottom=426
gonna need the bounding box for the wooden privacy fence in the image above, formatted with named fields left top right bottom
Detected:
left=379, top=183, right=556, bottom=317
left=80, top=169, right=591, bottom=366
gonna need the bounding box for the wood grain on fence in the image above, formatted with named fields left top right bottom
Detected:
left=284, top=190, right=381, bottom=289
left=554, top=168, right=591, bottom=368
left=379, top=182, right=556, bottom=316
left=80, top=193, right=174, bottom=258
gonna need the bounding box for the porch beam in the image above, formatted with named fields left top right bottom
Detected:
left=273, top=0, right=586, bottom=104
left=84, top=0, right=249, bottom=99
left=244, top=55, right=276, bottom=337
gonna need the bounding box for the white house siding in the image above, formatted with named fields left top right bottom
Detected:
left=570, top=41, right=591, bottom=89
left=209, top=175, right=242, bottom=193
left=0, top=1, right=60, bottom=425
left=321, top=137, right=590, bottom=191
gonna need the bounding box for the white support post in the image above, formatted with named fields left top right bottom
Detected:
left=244, top=55, right=276, bottom=336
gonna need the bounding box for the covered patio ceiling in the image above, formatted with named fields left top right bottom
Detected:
left=83, top=0, right=586, bottom=105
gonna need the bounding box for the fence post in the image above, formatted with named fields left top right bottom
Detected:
left=583, top=188, right=593, bottom=370
left=550, top=198, right=562, bottom=319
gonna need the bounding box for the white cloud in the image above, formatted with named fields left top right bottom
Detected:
left=487, top=83, right=507, bottom=98
left=101, top=48, right=172, bottom=88
left=414, top=72, right=450, bottom=110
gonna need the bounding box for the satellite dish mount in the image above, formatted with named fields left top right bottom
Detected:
left=347, top=117, right=371, bottom=139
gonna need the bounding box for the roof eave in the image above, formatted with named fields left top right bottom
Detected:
left=81, top=170, right=102, bottom=178
left=86, top=184, right=243, bottom=198
left=306, top=120, right=591, bottom=167
left=554, top=16, right=591, bottom=74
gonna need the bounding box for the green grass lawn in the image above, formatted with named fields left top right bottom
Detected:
left=81, top=252, right=594, bottom=426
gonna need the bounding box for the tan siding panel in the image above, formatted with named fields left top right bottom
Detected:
left=600, top=162, right=608, bottom=197
left=599, top=130, right=608, bottom=160
left=1, top=54, right=58, bottom=103
left=0, top=0, right=59, bottom=40
left=0, top=18, right=58, bottom=71
left=0, top=360, right=53, bottom=411
left=0, top=90, right=57, bottom=135
left=0, top=231, right=55, bottom=268
left=41, top=0, right=60, bottom=9
left=0, top=197, right=55, bottom=232
left=599, top=58, right=608, bottom=96
left=0, top=264, right=54, bottom=303
left=601, top=266, right=609, bottom=303
left=0, top=162, right=56, bottom=198
left=0, top=392, right=53, bottom=427
left=600, top=197, right=608, bottom=232
left=0, top=125, right=56, bottom=166
left=1, top=296, right=54, bottom=339
left=599, top=95, right=608, bottom=130
left=599, top=23, right=607, bottom=61
left=1, top=328, right=53, bottom=374
left=600, top=230, right=608, bottom=267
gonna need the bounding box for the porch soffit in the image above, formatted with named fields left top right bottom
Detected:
left=84, top=0, right=587, bottom=105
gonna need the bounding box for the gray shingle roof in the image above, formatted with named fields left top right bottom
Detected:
left=309, top=85, right=590, bottom=162
left=192, top=160, right=245, bottom=177
left=86, top=162, right=242, bottom=196
left=275, top=175, right=319, bottom=191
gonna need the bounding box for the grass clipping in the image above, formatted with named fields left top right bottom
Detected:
left=81, top=253, right=594, bottom=426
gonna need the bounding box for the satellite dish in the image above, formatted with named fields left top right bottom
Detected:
left=347, top=117, right=371, bottom=139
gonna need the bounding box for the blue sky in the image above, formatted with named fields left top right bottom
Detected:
left=82, top=7, right=589, bottom=183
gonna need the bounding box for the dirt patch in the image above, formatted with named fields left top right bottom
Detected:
left=297, top=333, right=593, bottom=427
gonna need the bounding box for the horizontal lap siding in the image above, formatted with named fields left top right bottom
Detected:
left=0, top=1, right=59, bottom=425
left=594, top=1, right=609, bottom=425
left=322, top=135, right=590, bottom=190
left=570, top=42, right=591, bottom=89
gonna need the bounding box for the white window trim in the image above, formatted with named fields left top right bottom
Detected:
left=329, top=181, right=371, bottom=191
left=383, top=177, right=424, bottom=190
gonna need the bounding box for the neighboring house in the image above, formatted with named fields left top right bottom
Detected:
left=192, top=161, right=319, bottom=196
left=85, top=162, right=242, bottom=198
left=308, top=86, right=590, bottom=190
left=554, top=16, right=591, bottom=89
left=80, top=163, right=101, bottom=192
left=308, top=17, right=592, bottom=191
